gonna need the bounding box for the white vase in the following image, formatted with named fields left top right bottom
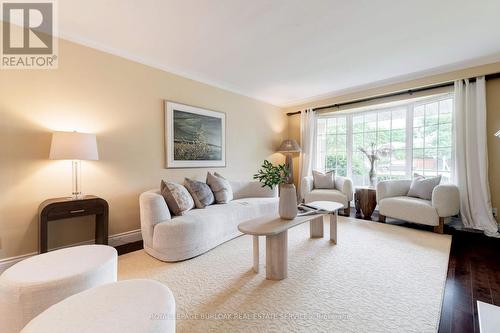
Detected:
left=279, top=183, right=298, bottom=220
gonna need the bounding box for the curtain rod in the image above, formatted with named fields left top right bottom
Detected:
left=286, top=72, right=500, bottom=116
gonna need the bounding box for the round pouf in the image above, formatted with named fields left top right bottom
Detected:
left=21, top=279, right=176, bottom=333
left=0, top=245, right=117, bottom=333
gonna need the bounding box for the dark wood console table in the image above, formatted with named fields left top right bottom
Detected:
left=38, top=196, right=109, bottom=253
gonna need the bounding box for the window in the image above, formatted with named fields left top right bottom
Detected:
left=314, top=94, right=454, bottom=186
left=412, top=99, right=453, bottom=183
left=316, top=117, right=348, bottom=176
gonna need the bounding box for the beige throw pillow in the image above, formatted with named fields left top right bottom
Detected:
left=160, top=180, right=195, bottom=216
left=312, top=170, right=335, bottom=189
left=184, top=178, right=215, bottom=209
left=407, top=174, right=442, bottom=200
left=206, top=172, right=233, bottom=203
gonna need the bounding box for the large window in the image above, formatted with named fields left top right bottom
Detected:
left=315, top=94, right=454, bottom=186
left=316, top=117, right=347, bottom=176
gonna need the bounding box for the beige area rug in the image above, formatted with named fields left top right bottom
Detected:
left=118, top=217, right=451, bottom=333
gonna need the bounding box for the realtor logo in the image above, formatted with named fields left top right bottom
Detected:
left=1, top=0, right=58, bottom=69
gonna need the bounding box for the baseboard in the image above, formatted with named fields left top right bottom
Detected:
left=0, top=229, right=142, bottom=274
left=108, top=229, right=143, bottom=247
left=0, top=252, right=38, bottom=274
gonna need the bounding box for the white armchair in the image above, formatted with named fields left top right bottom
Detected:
left=301, top=175, right=354, bottom=215
left=376, top=180, right=460, bottom=233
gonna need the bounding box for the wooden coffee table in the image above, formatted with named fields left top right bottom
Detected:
left=238, top=201, right=343, bottom=280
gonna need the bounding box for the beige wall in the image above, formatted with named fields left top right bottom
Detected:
left=287, top=63, right=500, bottom=221
left=0, top=39, right=287, bottom=260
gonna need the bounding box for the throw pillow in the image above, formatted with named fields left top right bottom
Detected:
left=184, top=178, right=215, bottom=209
left=206, top=172, right=233, bottom=203
left=407, top=174, right=442, bottom=200
left=160, top=180, right=195, bottom=216
left=312, top=170, right=335, bottom=189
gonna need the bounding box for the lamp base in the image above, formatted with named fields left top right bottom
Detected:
left=72, top=160, right=83, bottom=201
left=71, top=193, right=83, bottom=200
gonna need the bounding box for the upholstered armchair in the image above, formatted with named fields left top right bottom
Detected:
left=301, top=175, right=354, bottom=215
left=376, top=180, right=460, bottom=233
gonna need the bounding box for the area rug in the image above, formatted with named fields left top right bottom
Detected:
left=118, top=217, right=451, bottom=332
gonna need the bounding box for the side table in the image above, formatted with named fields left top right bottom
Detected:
left=38, top=196, right=109, bottom=253
left=355, top=187, right=377, bottom=220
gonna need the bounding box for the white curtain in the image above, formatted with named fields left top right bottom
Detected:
left=298, top=108, right=316, bottom=200
left=454, top=77, right=499, bottom=237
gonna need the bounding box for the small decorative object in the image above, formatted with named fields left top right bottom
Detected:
left=253, top=160, right=297, bottom=220
left=49, top=131, right=99, bottom=199
left=358, top=143, right=391, bottom=188
left=277, top=139, right=301, bottom=183
left=165, top=101, right=226, bottom=168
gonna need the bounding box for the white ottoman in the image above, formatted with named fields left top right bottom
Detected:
left=0, top=245, right=117, bottom=333
left=21, top=279, right=176, bottom=333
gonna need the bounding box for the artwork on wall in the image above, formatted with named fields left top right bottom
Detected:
left=165, top=101, right=226, bottom=168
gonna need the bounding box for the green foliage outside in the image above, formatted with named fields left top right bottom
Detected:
left=323, top=119, right=452, bottom=180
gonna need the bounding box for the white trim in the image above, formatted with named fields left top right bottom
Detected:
left=281, top=54, right=500, bottom=108
left=57, top=32, right=500, bottom=108
left=0, top=252, right=38, bottom=275
left=108, top=229, right=143, bottom=247
left=57, top=32, right=281, bottom=107
left=0, top=229, right=142, bottom=274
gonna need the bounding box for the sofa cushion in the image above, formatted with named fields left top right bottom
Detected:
left=378, top=196, right=439, bottom=226
left=304, top=188, right=348, bottom=208
left=407, top=174, right=441, bottom=200
left=206, top=172, right=233, bottom=203
left=312, top=170, right=335, bottom=189
left=160, top=181, right=194, bottom=216
left=184, top=178, right=214, bottom=209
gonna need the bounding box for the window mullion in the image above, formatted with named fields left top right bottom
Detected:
left=346, top=114, right=353, bottom=180
left=406, top=104, right=414, bottom=177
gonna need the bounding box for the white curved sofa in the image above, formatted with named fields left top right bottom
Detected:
left=376, top=179, right=460, bottom=233
left=140, top=180, right=278, bottom=261
left=301, top=175, right=354, bottom=215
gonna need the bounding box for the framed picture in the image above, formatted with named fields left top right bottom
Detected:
left=165, top=101, right=226, bottom=168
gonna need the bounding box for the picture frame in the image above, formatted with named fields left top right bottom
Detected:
left=165, top=101, right=226, bottom=168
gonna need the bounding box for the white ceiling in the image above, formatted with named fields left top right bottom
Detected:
left=58, top=0, right=500, bottom=107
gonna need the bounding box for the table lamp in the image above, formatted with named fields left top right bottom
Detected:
left=277, top=139, right=301, bottom=184
left=49, top=131, right=99, bottom=199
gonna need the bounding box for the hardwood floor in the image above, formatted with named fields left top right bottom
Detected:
left=115, top=210, right=500, bottom=333
left=115, top=240, right=143, bottom=255
left=438, top=230, right=500, bottom=333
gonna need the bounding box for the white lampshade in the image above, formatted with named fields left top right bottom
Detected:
left=49, top=131, right=99, bottom=160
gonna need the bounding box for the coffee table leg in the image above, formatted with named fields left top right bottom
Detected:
left=330, top=211, right=338, bottom=244
left=253, top=235, right=259, bottom=273
left=310, top=216, right=324, bottom=238
left=266, top=231, right=288, bottom=280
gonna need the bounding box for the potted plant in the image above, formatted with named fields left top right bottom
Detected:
left=253, top=160, right=297, bottom=220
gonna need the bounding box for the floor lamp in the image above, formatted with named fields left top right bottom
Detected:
left=277, top=139, right=301, bottom=184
